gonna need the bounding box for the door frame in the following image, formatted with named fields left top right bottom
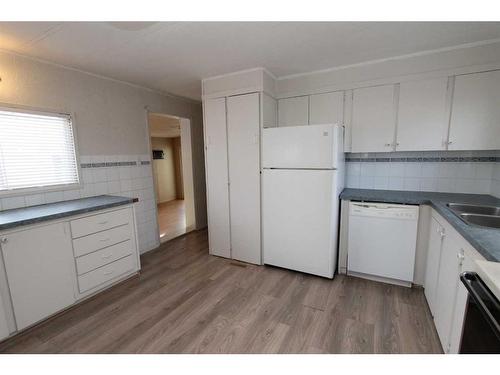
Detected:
left=145, top=111, right=197, bottom=245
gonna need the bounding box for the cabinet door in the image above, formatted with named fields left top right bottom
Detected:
left=424, top=216, right=444, bottom=315
left=309, top=91, right=344, bottom=125
left=449, top=70, right=500, bottom=150
left=203, top=97, right=231, bottom=258
left=433, top=228, right=462, bottom=352
left=278, top=96, right=309, bottom=126
left=448, top=246, right=477, bottom=354
left=0, top=292, right=9, bottom=340
left=396, top=77, right=449, bottom=151
left=262, top=93, right=277, bottom=128
left=1, top=222, right=76, bottom=330
left=351, top=85, right=396, bottom=152
left=227, top=93, right=261, bottom=265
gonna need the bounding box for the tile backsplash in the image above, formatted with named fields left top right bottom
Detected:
left=0, top=154, right=159, bottom=254
left=346, top=150, right=500, bottom=196
left=492, top=163, right=500, bottom=198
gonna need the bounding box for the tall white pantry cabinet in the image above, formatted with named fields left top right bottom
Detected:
left=203, top=91, right=266, bottom=265
left=202, top=68, right=277, bottom=265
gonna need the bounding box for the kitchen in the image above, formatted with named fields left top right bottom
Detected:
left=0, top=15, right=499, bottom=371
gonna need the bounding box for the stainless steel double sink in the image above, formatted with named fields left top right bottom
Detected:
left=446, top=203, right=500, bottom=229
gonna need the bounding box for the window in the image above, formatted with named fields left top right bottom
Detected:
left=0, top=107, right=80, bottom=194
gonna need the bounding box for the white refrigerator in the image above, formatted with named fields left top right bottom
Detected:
left=262, top=124, right=344, bottom=278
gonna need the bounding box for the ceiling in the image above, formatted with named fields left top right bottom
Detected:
left=1, top=22, right=500, bottom=100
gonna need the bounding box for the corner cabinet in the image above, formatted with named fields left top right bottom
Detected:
left=203, top=93, right=262, bottom=265
left=448, top=70, right=500, bottom=150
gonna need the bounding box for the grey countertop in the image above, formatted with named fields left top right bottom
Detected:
left=0, top=195, right=136, bottom=231
left=340, top=188, right=500, bottom=262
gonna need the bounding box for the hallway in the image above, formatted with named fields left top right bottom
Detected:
left=158, top=200, right=186, bottom=242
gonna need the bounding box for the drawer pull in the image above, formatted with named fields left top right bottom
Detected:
left=103, top=270, right=114, bottom=275
left=102, top=253, right=113, bottom=259
left=98, top=221, right=108, bottom=225
left=100, top=238, right=110, bottom=242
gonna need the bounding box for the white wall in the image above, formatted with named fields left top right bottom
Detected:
left=0, top=50, right=207, bottom=253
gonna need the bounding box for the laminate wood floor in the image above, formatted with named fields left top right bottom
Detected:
left=158, top=199, right=186, bottom=242
left=0, top=229, right=442, bottom=354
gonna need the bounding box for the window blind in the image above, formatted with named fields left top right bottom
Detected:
left=0, top=108, right=80, bottom=192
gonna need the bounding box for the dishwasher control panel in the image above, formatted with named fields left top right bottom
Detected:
left=349, top=202, right=419, bottom=220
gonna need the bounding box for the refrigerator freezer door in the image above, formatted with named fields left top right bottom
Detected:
left=262, top=169, right=339, bottom=278
left=262, top=123, right=343, bottom=169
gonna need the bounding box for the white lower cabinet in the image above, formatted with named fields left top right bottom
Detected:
left=0, top=204, right=140, bottom=339
left=424, top=209, right=483, bottom=353
left=1, top=222, right=76, bottom=330
left=0, top=291, right=9, bottom=340
left=433, top=225, right=463, bottom=352
left=424, top=216, right=445, bottom=313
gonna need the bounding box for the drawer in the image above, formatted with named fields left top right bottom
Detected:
left=76, top=240, right=134, bottom=275
left=73, top=223, right=132, bottom=257
left=78, top=255, right=135, bottom=293
left=71, top=208, right=132, bottom=238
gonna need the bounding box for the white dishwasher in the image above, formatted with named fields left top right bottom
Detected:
left=347, top=201, right=419, bottom=286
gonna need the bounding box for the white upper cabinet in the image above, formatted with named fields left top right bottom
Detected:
left=309, top=91, right=344, bottom=125
left=449, top=70, right=500, bottom=150
left=262, top=93, right=278, bottom=128
left=396, top=77, right=450, bottom=151
left=203, top=97, right=231, bottom=259
left=351, top=84, right=396, bottom=152
left=278, top=96, right=309, bottom=126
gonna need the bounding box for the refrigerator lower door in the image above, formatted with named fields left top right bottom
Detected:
left=262, top=169, right=339, bottom=278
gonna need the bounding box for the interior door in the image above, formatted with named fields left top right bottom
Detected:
left=1, top=222, right=76, bottom=330
left=396, top=77, right=449, bottom=151
left=309, top=91, right=344, bottom=125
left=351, top=84, right=396, bottom=152
left=203, top=97, right=231, bottom=258
left=227, top=93, right=261, bottom=265
left=424, top=216, right=444, bottom=315
left=449, top=70, right=500, bottom=150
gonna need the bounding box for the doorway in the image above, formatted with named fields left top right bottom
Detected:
left=148, top=113, right=196, bottom=243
